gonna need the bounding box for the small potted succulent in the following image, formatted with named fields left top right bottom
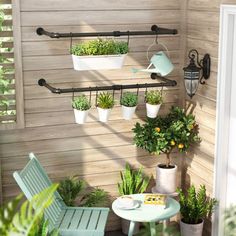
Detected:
left=120, top=92, right=138, bottom=120
left=145, top=90, right=163, bottom=118
left=72, top=95, right=91, bottom=124
left=133, top=106, right=200, bottom=194
left=96, top=92, right=115, bottom=123
left=70, top=38, right=129, bottom=71
left=177, top=185, right=217, bottom=236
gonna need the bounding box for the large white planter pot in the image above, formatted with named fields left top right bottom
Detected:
left=73, top=109, right=89, bottom=124
left=122, top=105, right=137, bottom=120
left=97, top=107, right=112, bottom=123
left=156, top=164, right=177, bottom=194
left=121, top=219, right=140, bottom=235
left=146, top=103, right=161, bottom=118
left=180, top=219, right=204, bottom=236
left=72, top=54, right=127, bottom=71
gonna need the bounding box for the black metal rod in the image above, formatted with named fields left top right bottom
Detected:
left=38, top=76, right=177, bottom=94
left=36, top=25, right=178, bottom=39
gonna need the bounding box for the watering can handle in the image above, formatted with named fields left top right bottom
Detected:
left=146, top=40, right=170, bottom=61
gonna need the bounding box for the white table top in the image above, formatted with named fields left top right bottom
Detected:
left=112, top=194, right=180, bottom=222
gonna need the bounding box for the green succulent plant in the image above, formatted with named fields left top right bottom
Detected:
left=72, top=95, right=91, bottom=111
left=177, top=185, right=217, bottom=224
left=97, top=92, right=115, bottom=109
left=117, top=163, right=150, bottom=195
left=120, top=92, right=138, bottom=107
left=71, top=38, right=129, bottom=56
left=145, top=90, right=163, bottom=105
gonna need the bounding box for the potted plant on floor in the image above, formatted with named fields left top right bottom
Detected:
left=96, top=92, right=115, bottom=123
left=117, top=163, right=150, bottom=235
left=145, top=90, right=163, bottom=118
left=177, top=185, right=217, bottom=236
left=72, top=95, right=91, bottom=124
left=133, top=106, right=200, bottom=194
left=120, top=92, right=138, bottom=120
left=70, top=38, right=129, bottom=71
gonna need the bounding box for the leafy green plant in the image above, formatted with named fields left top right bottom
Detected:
left=72, top=95, right=91, bottom=111
left=145, top=90, right=163, bottom=105
left=118, top=163, right=150, bottom=195
left=97, top=92, right=115, bottom=109
left=224, top=205, right=236, bottom=236
left=120, top=92, right=138, bottom=107
left=176, top=185, right=217, bottom=224
left=71, top=38, right=128, bottom=56
left=37, top=219, right=59, bottom=236
left=0, top=184, right=59, bottom=236
left=133, top=106, right=200, bottom=167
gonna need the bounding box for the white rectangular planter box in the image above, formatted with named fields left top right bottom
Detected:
left=72, top=54, right=127, bottom=71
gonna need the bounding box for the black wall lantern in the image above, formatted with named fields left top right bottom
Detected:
left=183, top=49, right=211, bottom=98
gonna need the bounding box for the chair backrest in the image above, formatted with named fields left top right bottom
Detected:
left=13, top=153, right=66, bottom=225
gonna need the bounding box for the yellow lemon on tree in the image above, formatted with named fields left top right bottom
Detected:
left=170, top=140, right=175, bottom=146
left=155, top=127, right=161, bottom=133
left=178, top=143, right=184, bottom=149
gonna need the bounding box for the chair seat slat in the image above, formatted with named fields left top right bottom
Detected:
left=60, top=209, right=76, bottom=229
left=68, top=209, right=84, bottom=229
left=96, top=210, right=109, bottom=231
left=87, top=210, right=101, bottom=230
left=78, top=209, right=92, bottom=230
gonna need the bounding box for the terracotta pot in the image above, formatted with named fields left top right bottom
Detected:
left=121, top=219, right=140, bottom=235
left=180, top=219, right=204, bottom=236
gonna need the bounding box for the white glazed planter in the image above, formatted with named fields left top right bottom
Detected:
left=122, top=105, right=137, bottom=120
left=73, top=109, right=89, bottom=124
left=121, top=219, right=140, bottom=235
left=146, top=103, right=161, bottom=118
left=72, top=54, right=127, bottom=71
left=156, top=164, right=177, bottom=194
left=97, top=107, right=112, bottom=123
left=180, top=219, right=204, bottom=236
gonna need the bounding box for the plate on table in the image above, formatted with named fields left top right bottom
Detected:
left=115, top=200, right=140, bottom=210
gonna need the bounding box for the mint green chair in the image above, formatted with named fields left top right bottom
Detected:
left=13, top=153, right=109, bottom=236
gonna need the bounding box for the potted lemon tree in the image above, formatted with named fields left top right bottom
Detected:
left=120, top=92, right=138, bottom=120
left=133, top=106, right=200, bottom=194
left=97, top=92, right=115, bottom=123
left=145, top=90, right=163, bottom=118
left=71, top=38, right=128, bottom=71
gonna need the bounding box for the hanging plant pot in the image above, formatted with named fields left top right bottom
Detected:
left=122, top=105, right=137, bottom=120
left=146, top=103, right=161, bottom=118
left=180, top=219, right=204, bottom=236
left=97, top=107, right=112, bottom=123
left=73, top=109, right=89, bottom=124
left=72, top=54, right=127, bottom=71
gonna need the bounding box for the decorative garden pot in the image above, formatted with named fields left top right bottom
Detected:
left=72, top=54, right=127, bottom=71
left=73, top=109, right=89, bottom=124
left=146, top=103, right=161, bottom=118
left=97, top=107, right=112, bottom=123
left=122, top=105, right=137, bottom=120
left=180, top=219, right=204, bottom=236
left=156, top=164, right=177, bottom=194
left=121, top=219, right=140, bottom=235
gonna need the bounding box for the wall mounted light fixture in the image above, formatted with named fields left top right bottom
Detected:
left=183, top=49, right=211, bottom=98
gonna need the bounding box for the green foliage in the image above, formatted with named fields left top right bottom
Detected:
left=120, top=92, right=138, bottom=107
left=72, top=94, right=91, bottom=111
left=37, top=220, right=59, bottom=236
left=224, top=205, right=236, bottom=236
left=0, top=184, right=59, bottom=236
left=58, top=176, right=85, bottom=206
left=71, top=38, right=129, bottom=56
left=117, top=163, right=150, bottom=195
left=176, top=185, right=217, bottom=224
left=145, top=90, right=163, bottom=105
left=132, top=106, right=201, bottom=166
left=97, top=92, right=115, bottom=109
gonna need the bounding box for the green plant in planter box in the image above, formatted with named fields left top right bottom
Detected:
left=97, top=92, right=115, bottom=109
left=72, top=95, right=91, bottom=111
left=118, top=163, right=150, bottom=195
left=71, top=38, right=129, bottom=56
left=176, top=185, right=217, bottom=224
left=120, top=92, right=138, bottom=107
left=133, top=106, right=201, bottom=167
left=145, top=90, right=163, bottom=105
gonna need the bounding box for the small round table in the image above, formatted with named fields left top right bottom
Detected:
left=112, top=194, right=180, bottom=236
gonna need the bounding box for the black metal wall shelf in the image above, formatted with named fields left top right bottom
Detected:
left=36, top=25, right=177, bottom=39
left=38, top=74, right=177, bottom=94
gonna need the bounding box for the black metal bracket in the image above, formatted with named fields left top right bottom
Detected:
left=36, top=25, right=178, bottom=39
left=38, top=75, right=177, bottom=94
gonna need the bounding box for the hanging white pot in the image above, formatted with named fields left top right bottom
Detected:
left=180, top=219, right=204, bottom=236
left=155, top=164, right=177, bottom=194
left=122, top=105, right=137, bottom=120
left=146, top=103, right=161, bottom=118
left=72, top=54, right=127, bottom=71
left=121, top=219, right=140, bottom=235
left=97, top=107, right=112, bottom=123
left=73, top=109, right=89, bottom=124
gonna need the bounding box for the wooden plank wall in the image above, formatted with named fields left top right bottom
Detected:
left=0, top=0, right=181, bottom=230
